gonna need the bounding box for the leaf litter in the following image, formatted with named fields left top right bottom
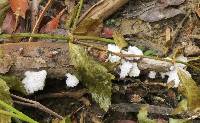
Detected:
left=0, top=0, right=199, bottom=122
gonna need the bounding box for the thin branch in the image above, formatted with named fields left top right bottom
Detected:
left=35, top=89, right=87, bottom=100
left=11, top=94, right=63, bottom=120
left=29, top=0, right=54, bottom=42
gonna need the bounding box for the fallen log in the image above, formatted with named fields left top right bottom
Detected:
left=0, top=42, right=173, bottom=79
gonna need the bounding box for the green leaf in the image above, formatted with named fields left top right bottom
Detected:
left=69, top=43, right=114, bottom=111
left=172, top=99, right=188, bottom=114
left=137, top=105, right=156, bottom=123
left=0, top=78, right=12, bottom=123
left=113, top=30, right=128, bottom=48
left=177, top=68, right=200, bottom=112
left=105, top=19, right=116, bottom=26
left=144, top=50, right=156, bottom=56
left=169, top=118, right=191, bottom=123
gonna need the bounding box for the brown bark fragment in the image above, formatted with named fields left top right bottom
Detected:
left=0, top=42, right=73, bottom=79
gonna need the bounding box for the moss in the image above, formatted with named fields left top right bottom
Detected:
left=0, top=75, right=27, bottom=95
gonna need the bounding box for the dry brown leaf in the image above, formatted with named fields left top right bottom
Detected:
left=139, top=7, right=184, bottom=22
left=74, top=18, right=103, bottom=36
left=2, top=10, right=16, bottom=33
left=40, top=8, right=66, bottom=33
left=9, top=0, right=29, bottom=18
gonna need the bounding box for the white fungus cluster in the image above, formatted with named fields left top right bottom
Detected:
left=108, top=44, right=142, bottom=78
left=160, top=55, right=190, bottom=88
left=107, top=44, right=121, bottom=63
left=148, top=71, right=157, bottom=79
left=65, top=73, right=79, bottom=87
left=107, top=44, right=191, bottom=88
left=22, top=70, right=47, bottom=94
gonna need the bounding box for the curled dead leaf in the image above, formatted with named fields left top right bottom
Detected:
left=9, top=0, right=29, bottom=18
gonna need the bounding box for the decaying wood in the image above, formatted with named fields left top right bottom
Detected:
left=0, top=42, right=173, bottom=79
left=111, top=103, right=173, bottom=116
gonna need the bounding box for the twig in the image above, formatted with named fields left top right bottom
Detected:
left=35, top=89, right=87, bottom=100
left=29, top=0, right=54, bottom=42
left=11, top=94, right=63, bottom=120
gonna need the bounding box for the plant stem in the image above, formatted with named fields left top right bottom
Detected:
left=72, top=0, right=84, bottom=31
left=0, top=33, right=69, bottom=40
left=0, top=100, right=38, bottom=123
left=0, top=33, right=115, bottom=43
left=0, top=110, right=37, bottom=123
left=74, top=35, right=114, bottom=43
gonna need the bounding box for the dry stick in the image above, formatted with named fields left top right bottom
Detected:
left=11, top=94, right=63, bottom=120
left=36, top=89, right=87, bottom=100
left=29, top=0, right=54, bottom=42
